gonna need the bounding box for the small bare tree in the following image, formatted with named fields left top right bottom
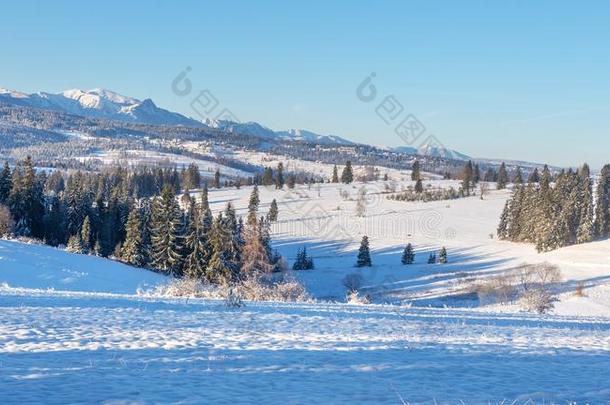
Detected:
left=479, top=182, right=490, bottom=200
left=355, top=187, right=367, bottom=217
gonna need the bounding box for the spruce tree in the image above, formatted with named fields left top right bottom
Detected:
left=275, top=162, right=284, bottom=189
left=594, top=164, right=610, bottom=238
left=0, top=162, right=12, bottom=204
left=80, top=216, right=92, bottom=253
left=118, top=206, right=143, bottom=266
left=427, top=253, right=436, bottom=264
left=497, top=162, right=508, bottom=190
left=151, top=185, right=183, bottom=276
left=214, top=169, right=221, bottom=188
left=66, top=234, right=84, bottom=254
left=341, top=161, right=354, bottom=184
left=513, top=167, right=523, bottom=185
left=414, top=179, right=423, bottom=193
left=183, top=199, right=209, bottom=279
left=528, top=168, right=540, bottom=184
left=356, top=235, right=372, bottom=267
left=411, top=160, right=421, bottom=181
left=331, top=165, right=339, bottom=183
left=462, top=161, right=473, bottom=195
left=267, top=198, right=278, bottom=222
left=401, top=243, right=415, bottom=265
left=438, top=247, right=447, bottom=264
left=247, top=185, right=260, bottom=226
left=576, top=164, right=594, bottom=244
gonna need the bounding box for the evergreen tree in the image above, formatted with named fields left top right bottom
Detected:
left=183, top=199, right=210, bottom=279
left=427, top=253, right=436, bottom=264
left=275, top=162, right=284, bottom=189
left=0, top=162, right=12, bottom=204
left=262, top=167, right=274, bottom=186
left=80, top=215, right=92, bottom=253
left=213, top=169, right=221, bottom=188
left=331, top=165, right=339, bottom=183
left=473, top=164, right=481, bottom=184
left=267, top=198, right=278, bottom=222
left=528, top=168, right=540, bottom=183
left=341, top=161, right=354, bottom=184
left=461, top=160, right=473, bottom=195
left=293, top=246, right=314, bottom=270
left=594, top=164, right=610, bottom=238
left=66, top=234, right=84, bottom=254
left=355, top=235, right=372, bottom=267
left=438, top=247, right=447, bottom=264
left=401, top=243, right=415, bottom=265
left=576, top=164, right=594, bottom=244
left=513, top=167, right=523, bottom=185
left=151, top=185, right=183, bottom=276
left=241, top=221, right=272, bottom=277
left=411, top=160, right=421, bottom=181
left=414, top=179, right=423, bottom=193
left=120, top=206, right=146, bottom=267
left=497, top=162, right=508, bottom=190
left=247, top=185, right=260, bottom=226
left=207, top=213, right=235, bottom=284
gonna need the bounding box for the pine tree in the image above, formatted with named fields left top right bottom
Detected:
left=513, top=167, right=523, bottom=185
left=497, top=200, right=511, bottom=239
left=414, top=179, right=423, bottom=193
left=241, top=221, right=272, bottom=277
left=151, top=185, right=183, bottom=276
left=438, top=247, right=447, bottom=264
left=341, top=161, right=354, bottom=184
left=594, top=164, right=610, bottom=238
left=293, top=246, right=314, bottom=270
left=356, top=235, right=372, bottom=267
left=0, top=162, right=12, bottom=204
left=576, top=164, right=594, bottom=244
left=207, top=213, right=235, bottom=284
left=528, top=168, right=540, bottom=183
left=267, top=199, right=278, bottom=222
left=66, top=233, right=84, bottom=254
left=213, top=169, right=221, bottom=188
left=411, top=160, right=421, bottom=181
left=80, top=216, right=92, bottom=253
left=497, top=162, right=508, bottom=190
left=331, top=165, right=339, bottom=183
left=427, top=253, right=436, bottom=264
left=275, top=162, right=284, bottom=189
left=461, top=161, right=473, bottom=195
left=183, top=199, right=210, bottom=279
left=120, top=206, right=145, bottom=267
left=247, top=185, right=260, bottom=226
left=262, top=167, right=274, bottom=186
left=401, top=243, right=415, bottom=265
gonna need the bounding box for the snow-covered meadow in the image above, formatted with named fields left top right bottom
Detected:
left=2, top=173, right=610, bottom=403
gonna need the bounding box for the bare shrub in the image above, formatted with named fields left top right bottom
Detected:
left=224, top=287, right=244, bottom=308
left=0, top=205, right=14, bottom=237
left=518, top=288, right=556, bottom=314
left=475, top=274, right=517, bottom=305
left=343, top=273, right=363, bottom=293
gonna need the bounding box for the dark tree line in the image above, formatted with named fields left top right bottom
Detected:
left=0, top=157, right=284, bottom=284
left=497, top=163, right=606, bottom=252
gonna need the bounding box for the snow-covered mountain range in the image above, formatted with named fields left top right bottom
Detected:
left=392, top=144, right=470, bottom=161
left=0, top=87, right=202, bottom=127
left=0, top=86, right=472, bottom=158
left=205, top=119, right=354, bottom=146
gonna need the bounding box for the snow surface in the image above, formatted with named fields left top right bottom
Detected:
left=2, top=175, right=610, bottom=402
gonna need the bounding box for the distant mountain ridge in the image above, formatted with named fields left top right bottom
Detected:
left=0, top=87, right=202, bottom=127
left=0, top=86, right=472, bottom=158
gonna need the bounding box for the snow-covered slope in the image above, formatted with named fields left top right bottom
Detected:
left=0, top=87, right=202, bottom=127
left=0, top=239, right=165, bottom=294
left=393, top=143, right=470, bottom=160
left=206, top=119, right=355, bottom=145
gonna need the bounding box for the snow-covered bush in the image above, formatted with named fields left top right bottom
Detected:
left=518, top=288, right=556, bottom=314
left=346, top=290, right=370, bottom=305
left=224, top=287, right=244, bottom=308
left=143, top=274, right=310, bottom=303
left=475, top=274, right=517, bottom=305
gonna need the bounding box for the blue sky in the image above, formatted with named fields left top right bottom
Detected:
left=1, top=1, right=609, bottom=168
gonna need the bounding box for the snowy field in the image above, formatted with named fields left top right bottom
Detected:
left=2, top=174, right=610, bottom=403
left=2, top=289, right=610, bottom=404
